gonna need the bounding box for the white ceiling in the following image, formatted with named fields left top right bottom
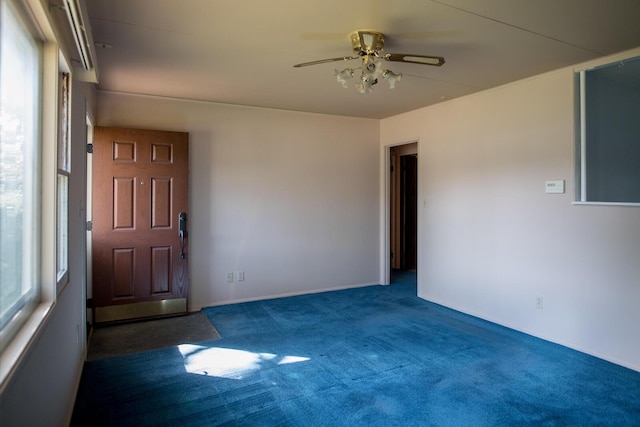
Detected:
left=85, top=0, right=640, bottom=119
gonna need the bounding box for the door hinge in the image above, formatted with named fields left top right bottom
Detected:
left=86, top=220, right=93, bottom=231
left=86, top=143, right=93, bottom=153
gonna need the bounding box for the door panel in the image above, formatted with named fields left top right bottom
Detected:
left=151, top=178, right=171, bottom=228
left=113, top=177, right=135, bottom=229
left=151, top=246, right=171, bottom=294
left=92, top=127, right=189, bottom=323
left=112, top=248, right=135, bottom=297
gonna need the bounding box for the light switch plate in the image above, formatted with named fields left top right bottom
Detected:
left=545, top=180, right=565, bottom=194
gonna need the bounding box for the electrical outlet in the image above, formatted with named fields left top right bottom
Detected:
left=226, top=272, right=234, bottom=283
left=237, top=271, right=245, bottom=282
left=536, top=297, right=543, bottom=309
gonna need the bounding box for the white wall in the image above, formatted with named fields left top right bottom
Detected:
left=96, top=92, right=381, bottom=309
left=0, top=81, right=95, bottom=426
left=381, top=58, right=640, bottom=371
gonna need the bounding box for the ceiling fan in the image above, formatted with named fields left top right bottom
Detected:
left=293, top=30, right=445, bottom=93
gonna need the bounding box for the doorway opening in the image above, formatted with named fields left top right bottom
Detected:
left=389, top=143, right=418, bottom=282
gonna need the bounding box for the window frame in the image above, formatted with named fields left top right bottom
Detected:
left=0, top=0, right=42, bottom=353
left=56, top=70, right=71, bottom=292
left=574, top=49, right=640, bottom=207
left=0, top=0, right=64, bottom=390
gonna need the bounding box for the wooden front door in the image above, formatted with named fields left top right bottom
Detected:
left=92, top=127, right=189, bottom=323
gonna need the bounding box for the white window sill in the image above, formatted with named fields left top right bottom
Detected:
left=573, top=201, right=640, bottom=207
left=0, top=301, right=55, bottom=393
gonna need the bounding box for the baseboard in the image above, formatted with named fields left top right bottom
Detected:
left=189, top=281, right=380, bottom=311
left=64, top=346, right=88, bottom=426
left=419, top=293, right=640, bottom=374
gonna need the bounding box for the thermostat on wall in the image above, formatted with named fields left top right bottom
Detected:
left=545, top=180, right=565, bottom=194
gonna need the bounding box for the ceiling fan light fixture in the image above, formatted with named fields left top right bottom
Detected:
left=357, top=76, right=375, bottom=94
left=382, top=69, right=402, bottom=89
left=362, top=56, right=382, bottom=77
left=335, top=68, right=355, bottom=88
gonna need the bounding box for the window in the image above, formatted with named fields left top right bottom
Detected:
left=576, top=53, right=640, bottom=205
left=0, top=0, right=42, bottom=350
left=57, top=72, right=71, bottom=289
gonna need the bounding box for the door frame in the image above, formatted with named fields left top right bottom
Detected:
left=85, top=112, right=95, bottom=326
left=381, top=140, right=419, bottom=285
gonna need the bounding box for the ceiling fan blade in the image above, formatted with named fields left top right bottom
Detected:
left=293, top=56, right=359, bottom=68
left=384, top=53, right=445, bottom=66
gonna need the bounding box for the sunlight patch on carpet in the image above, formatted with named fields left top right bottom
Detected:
left=178, top=344, right=310, bottom=380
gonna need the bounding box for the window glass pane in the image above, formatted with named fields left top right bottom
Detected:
left=0, top=0, right=41, bottom=342
left=57, top=174, right=68, bottom=283
left=57, top=72, right=71, bottom=287
left=58, top=73, right=70, bottom=172
left=584, top=56, right=640, bottom=203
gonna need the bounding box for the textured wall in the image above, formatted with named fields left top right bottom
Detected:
left=381, top=61, right=640, bottom=371
left=96, top=92, right=381, bottom=308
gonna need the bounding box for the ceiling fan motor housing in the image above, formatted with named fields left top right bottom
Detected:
left=350, top=30, right=385, bottom=55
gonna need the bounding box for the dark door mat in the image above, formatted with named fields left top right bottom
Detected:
left=87, top=311, right=221, bottom=361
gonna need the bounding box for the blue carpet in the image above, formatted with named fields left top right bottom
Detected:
left=72, top=271, right=640, bottom=426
